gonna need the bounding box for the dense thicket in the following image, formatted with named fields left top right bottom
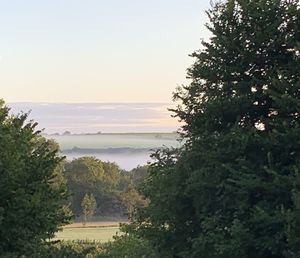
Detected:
left=130, top=1, right=300, bottom=257
left=0, top=100, right=71, bottom=255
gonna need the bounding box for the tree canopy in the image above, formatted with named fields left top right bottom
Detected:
left=130, top=1, right=300, bottom=257
left=63, top=157, right=123, bottom=216
left=63, top=157, right=148, bottom=218
left=0, top=100, right=71, bottom=255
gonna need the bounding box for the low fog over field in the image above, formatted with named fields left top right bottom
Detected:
left=47, top=133, right=181, bottom=170
left=9, top=103, right=181, bottom=170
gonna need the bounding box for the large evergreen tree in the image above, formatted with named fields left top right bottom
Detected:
left=131, top=1, right=300, bottom=257
left=0, top=100, right=71, bottom=256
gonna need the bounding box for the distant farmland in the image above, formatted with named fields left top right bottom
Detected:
left=46, top=133, right=182, bottom=170
left=46, top=132, right=181, bottom=149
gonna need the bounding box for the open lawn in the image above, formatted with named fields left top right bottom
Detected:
left=55, top=224, right=120, bottom=242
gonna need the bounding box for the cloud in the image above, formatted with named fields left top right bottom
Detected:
left=8, top=102, right=180, bottom=133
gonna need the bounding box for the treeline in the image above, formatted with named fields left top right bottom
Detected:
left=60, top=156, right=148, bottom=220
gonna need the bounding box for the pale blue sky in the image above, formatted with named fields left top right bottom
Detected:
left=1, top=0, right=211, bottom=103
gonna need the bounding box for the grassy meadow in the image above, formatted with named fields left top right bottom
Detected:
left=55, top=225, right=120, bottom=242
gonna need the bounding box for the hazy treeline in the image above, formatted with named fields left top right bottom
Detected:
left=61, top=155, right=148, bottom=220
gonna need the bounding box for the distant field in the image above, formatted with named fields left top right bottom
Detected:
left=55, top=225, right=120, bottom=242
left=46, top=133, right=182, bottom=169
left=46, top=133, right=181, bottom=149
left=46, top=133, right=183, bottom=170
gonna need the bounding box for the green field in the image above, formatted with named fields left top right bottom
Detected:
left=47, top=133, right=180, bottom=149
left=55, top=226, right=120, bottom=242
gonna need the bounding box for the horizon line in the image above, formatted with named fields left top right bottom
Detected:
left=7, top=101, right=175, bottom=105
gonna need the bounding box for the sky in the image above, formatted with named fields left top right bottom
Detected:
left=0, top=0, right=211, bottom=103
left=8, top=102, right=180, bottom=133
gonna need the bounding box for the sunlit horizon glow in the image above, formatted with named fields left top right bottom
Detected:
left=8, top=102, right=181, bottom=133
left=1, top=0, right=211, bottom=103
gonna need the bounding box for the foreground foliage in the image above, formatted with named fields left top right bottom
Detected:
left=0, top=100, right=71, bottom=255
left=128, top=0, right=300, bottom=257
left=12, top=234, right=156, bottom=258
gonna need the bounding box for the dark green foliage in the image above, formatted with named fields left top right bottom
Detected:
left=120, top=165, right=149, bottom=217
left=102, top=231, right=158, bottom=258
left=0, top=100, right=71, bottom=255
left=64, top=157, right=123, bottom=217
left=26, top=240, right=105, bottom=258
left=120, top=185, right=148, bottom=217
left=64, top=158, right=148, bottom=218
left=128, top=165, right=149, bottom=186
left=16, top=237, right=156, bottom=258
left=129, top=1, right=300, bottom=257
